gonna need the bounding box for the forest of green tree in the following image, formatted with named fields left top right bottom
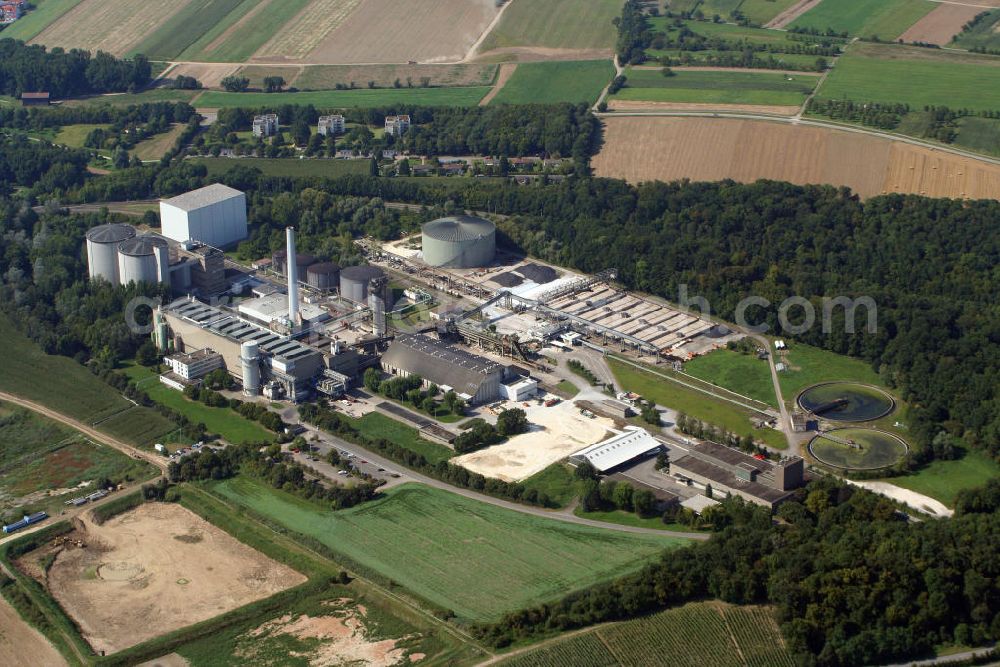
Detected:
left=0, top=38, right=151, bottom=97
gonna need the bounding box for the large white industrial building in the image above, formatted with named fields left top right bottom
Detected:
left=160, top=184, right=248, bottom=249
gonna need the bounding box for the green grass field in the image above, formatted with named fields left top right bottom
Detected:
left=683, top=349, right=777, bottom=408
left=499, top=601, right=794, bottom=667
left=952, top=116, right=1000, bottom=157
left=0, top=0, right=81, bottom=41
left=775, top=342, right=883, bottom=403
left=613, top=68, right=817, bottom=106
left=808, top=428, right=908, bottom=470
left=46, top=124, right=106, bottom=148
left=814, top=44, right=1000, bottom=111
left=478, top=0, right=620, bottom=51
left=490, top=60, right=614, bottom=105
left=292, top=63, right=498, bottom=90
left=120, top=364, right=273, bottom=444
left=130, top=0, right=247, bottom=60
left=192, top=157, right=372, bottom=179
left=556, top=379, right=580, bottom=398
left=790, top=0, right=935, bottom=39
left=210, top=478, right=685, bottom=621
left=196, top=86, right=490, bottom=109
left=181, top=0, right=310, bottom=62
left=608, top=358, right=786, bottom=448
left=950, top=9, right=1000, bottom=51
left=649, top=16, right=810, bottom=47
left=62, top=89, right=199, bottom=108
left=344, top=412, right=455, bottom=465
left=884, top=449, right=1000, bottom=507
left=520, top=463, right=579, bottom=507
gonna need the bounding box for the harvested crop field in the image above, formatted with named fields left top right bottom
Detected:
left=29, top=0, right=180, bottom=57
left=607, top=100, right=801, bottom=115
left=270, top=0, right=501, bottom=64
left=292, top=63, right=498, bottom=90
left=0, top=595, right=68, bottom=667
left=28, top=502, right=305, bottom=654
left=899, top=2, right=983, bottom=45
left=593, top=116, right=1000, bottom=200
left=165, top=62, right=241, bottom=89
left=476, top=0, right=620, bottom=58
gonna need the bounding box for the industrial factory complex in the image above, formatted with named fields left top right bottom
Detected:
left=84, top=191, right=800, bottom=507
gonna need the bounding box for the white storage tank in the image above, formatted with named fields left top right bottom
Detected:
left=86, top=223, right=136, bottom=284
left=421, top=215, right=496, bottom=268
left=241, top=341, right=261, bottom=396
left=117, top=235, right=169, bottom=286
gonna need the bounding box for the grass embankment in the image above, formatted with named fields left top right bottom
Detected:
left=0, top=314, right=178, bottom=448
left=613, top=68, right=818, bottom=107
left=885, top=449, right=1000, bottom=507
left=491, top=60, right=614, bottom=106
left=684, top=349, right=777, bottom=408
left=607, top=357, right=786, bottom=448
left=573, top=507, right=703, bottom=533
left=210, top=478, right=686, bottom=622
left=790, top=0, right=935, bottom=40
left=196, top=87, right=491, bottom=109
left=951, top=10, right=1000, bottom=51
left=119, top=364, right=273, bottom=444
left=192, top=156, right=372, bottom=179
left=344, top=412, right=455, bottom=466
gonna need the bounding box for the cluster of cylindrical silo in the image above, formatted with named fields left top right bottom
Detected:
left=339, top=265, right=391, bottom=306
left=86, top=223, right=169, bottom=286
left=272, top=249, right=315, bottom=277
left=421, top=215, right=496, bottom=268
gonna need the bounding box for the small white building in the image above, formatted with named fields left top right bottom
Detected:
left=681, top=494, right=721, bottom=515
left=502, top=376, right=539, bottom=402
left=253, top=114, right=279, bottom=137
left=384, top=114, right=411, bottom=136
left=163, top=348, right=224, bottom=380
left=571, top=427, right=662, bottom=473
left=318, top=114, right=345, bottom=136
left=238, top=293, right=329, bottom=328
left=160, top=184, right=248, bottom=249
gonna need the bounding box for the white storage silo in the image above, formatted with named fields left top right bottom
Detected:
left=421, top=215, right=496, bottom=268
left=86, top=223, right=136, bottom=284
left=117, top=235, right=169, bottom=286
left=241, top=341, right=261, bottom=396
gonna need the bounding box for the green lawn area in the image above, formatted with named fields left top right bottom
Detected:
left=608, top=357, right=787, bottom=448
left=650, top=16, right=809, bottom=47
left=210, top=478, right=685, bottom=621
left=52, top=124, right=107, bottom=148
left=775, top=342, right=883, bottom=402
left=952, top=116, right=1000, bottom=158
left=556, top=379, right=580, bottom=398
left=478, top=0, right=620, bottom=51
left=180, top=0, right=310, bottom=62
left=574, top=507, right=705, bottom=533
left=0, top=314, right=178, bottom=446
left=790, top=0, right=936, bottom=39
left=684, top=349, right=777, bottom=408
left=62, top=89, right=200, bottom=108
left=0, top=0, right=81, bottom=41
left=613, top=68, right=818, bottom=106
left=814, top=44, right=1000, bottom=111
left=192, top=157, right=372, bottom=179
left=345, top=412, right=455, bottom=465
left=120, top=363, right=273, bottom=444
left=520, top=463, right=579, bottom=507
left=884, top=449, right=1000, bottom=507
left=951, top=9, right=1000, bottom=50
left=490, top=60, right=614, bottom=105
left=130, top=0, right=248, bottom=60
left=648, top=48, right=823, bottom=71
left=196, top=87, right=491, bottom=109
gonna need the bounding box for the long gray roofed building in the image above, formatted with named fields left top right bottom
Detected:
left=161, top=297, right=324, bottom=400
left=421, top=215, right=496, bottom=268
left=380, top=333, right=504, bottom=404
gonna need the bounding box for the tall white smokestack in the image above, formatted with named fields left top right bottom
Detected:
left=286, top=227, right=299, bottom=325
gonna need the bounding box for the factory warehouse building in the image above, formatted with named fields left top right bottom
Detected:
left=380, top=333, right=505, bottom=404
left=571, top=427, right=663, bottom=473
left=160, top=184, right=248, bottom=249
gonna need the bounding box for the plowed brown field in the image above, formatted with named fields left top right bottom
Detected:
left=899, top=3, right=983, bottom=45
left=593, top=117, right=1000, bottom=200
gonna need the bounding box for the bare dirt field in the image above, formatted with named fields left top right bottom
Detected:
left=899, top=2, right=984, bottom=45
left=301, top=0, right=501, bottom=64
left=30, top=0, right=178, bottom=57
left=166, top=63, right=242, bottom=89
left=594, top=116, right=1000, bottom=200
left=454, top=400, right=615, bottom=482
left=765, top=0, right=823, bottom=29
left=479, top=63, right=517, bottom=106
left=26, top=502, right=306, bottom=654
left=0, top=595, right=67, bottom=667
left=607, top=100, right=802, bottom=116
left=473, top=46, right=613, bottom=63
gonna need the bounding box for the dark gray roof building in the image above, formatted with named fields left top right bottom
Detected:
left=380, top=333, right=504, bottom=404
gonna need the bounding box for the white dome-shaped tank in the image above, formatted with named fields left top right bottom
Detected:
left=421, top=215, right=496, bottom=268
left=241, top=341, right=261, bottom=396
left=339, top=265, right=391, bottom=305
left=86, top=223, right=136, bottom=284
left=117, top=235, right=169, bottom=285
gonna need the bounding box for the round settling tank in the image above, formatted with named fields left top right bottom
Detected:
left=340, top=265, right=390, bottom=305
left=117, top=235, right=169, bottom=285
left=306, top=262, right=340, bottom=290
left=421, top=215, right=496, bottom=268
left=86, top=223, right=136, bottom=284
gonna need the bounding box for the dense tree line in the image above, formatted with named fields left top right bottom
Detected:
left=181, top=384, right=285, bottom=435
left=0, top=38, right=151, bottom=98
left=475, top=477, right=1000, bottom=666
left=0, top=101, right=195, bottom=132
left=0, top=135, right=90, bottom=193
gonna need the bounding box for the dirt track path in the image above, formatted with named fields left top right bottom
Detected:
left=478, top=63, right=517, bottom=106
left=766, top=0, right=823, bottom=29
